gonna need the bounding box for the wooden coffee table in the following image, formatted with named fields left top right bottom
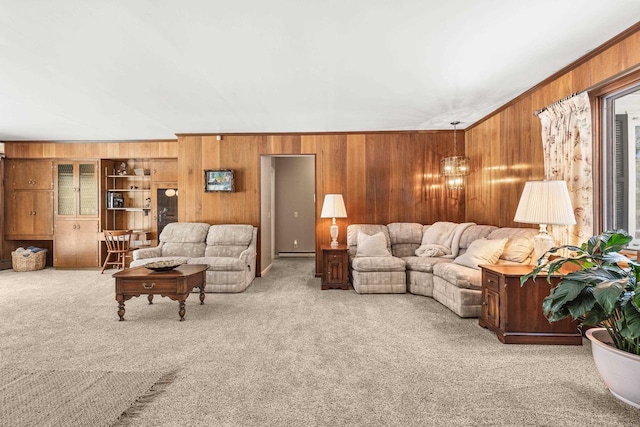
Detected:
left=113, top=264, right=208, bottom=321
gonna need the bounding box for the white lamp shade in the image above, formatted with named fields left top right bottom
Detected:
left=514, top=180, right=576, bottom=225
left=320, top=194, right=347, bottom=218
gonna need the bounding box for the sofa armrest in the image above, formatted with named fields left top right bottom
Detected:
left=133, top=246, right=162, bottom=260
left=238, top=247, right=257, bottom=268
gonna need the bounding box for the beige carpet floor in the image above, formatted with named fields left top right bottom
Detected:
left=0, top=259, right=639, bottom=426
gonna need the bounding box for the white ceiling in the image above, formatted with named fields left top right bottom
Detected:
left=1, top=1, right=640, bottom=141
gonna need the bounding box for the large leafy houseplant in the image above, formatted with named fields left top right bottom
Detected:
left=521, top=230, right=640, bottom=355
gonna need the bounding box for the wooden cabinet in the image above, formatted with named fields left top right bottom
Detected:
left=480, top=269, right=500, bottom=330
left=321, top=245, right=349, bottom=290
left=479, top=265, right=582, bottom=345
left=150, top=159, right=178, bottom=182
left=4, top=159, right=54, bottom=240
left=55, top=161, right=99, bottom=218
left=53, top=219, right=100, bottom=268
left=5, top=191, right=54, bottom=239
left=5, top=159, right=54, bottom=190
left=54, top=161, right=99, bottom=267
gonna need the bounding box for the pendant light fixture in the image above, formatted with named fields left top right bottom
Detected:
left=440, top=121, right=470, bottom=190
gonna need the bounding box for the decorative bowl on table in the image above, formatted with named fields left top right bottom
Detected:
left=143, top=260, right=183, bottom=272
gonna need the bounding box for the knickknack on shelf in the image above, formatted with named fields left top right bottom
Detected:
left=205, top=169, right=235, bottom=192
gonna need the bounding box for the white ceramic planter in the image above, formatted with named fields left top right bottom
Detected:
left=586, top=328, right=640, bottom=409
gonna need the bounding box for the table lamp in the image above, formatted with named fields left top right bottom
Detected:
left=320, top=194, right=348, bottom=247
left=513, top=180, right=576, bottom=261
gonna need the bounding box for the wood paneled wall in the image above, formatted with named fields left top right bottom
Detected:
left=4, top=140, right=178, bottom=159
left=466, top=26, right=640, bottom=230
left=1, top=140, right=178, bottom=261
left=177, top=132, right=465, bottom=274
left=3, top=136, right=462, bottom=274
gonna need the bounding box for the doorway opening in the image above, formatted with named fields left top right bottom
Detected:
left=260, top=155, right=316, bottom=276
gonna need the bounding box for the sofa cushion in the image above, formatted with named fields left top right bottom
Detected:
left=351, top=256, right=405, bottom=272
left=156, top=222, right=210, bottom=258
left=347, top=224, right=390, bottom=258
left=403, top=256, right=453, bottom=273
left=159, top=222, right=210, bottom=243
left=356, top=231, right=391, bottom=257
left=387, top=223, right=423, bottom=257
left=486, top=228, right=535, bottom=263
left=188, top=256, right=246, bottom=272
left=162, top=242, right=207, bottom=258
left=453, top=238, right=507, bottom=270
left=458, top=225, right=498, bottom=249
left=432, top=262, right=482, bottom=290
left=205, top=224, right=254, bottom=257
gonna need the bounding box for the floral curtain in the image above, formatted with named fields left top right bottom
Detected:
left=537, top=91, right=593, bottom=246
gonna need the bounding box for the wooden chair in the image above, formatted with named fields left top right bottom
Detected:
left=101, top=230, right=134, bottom=273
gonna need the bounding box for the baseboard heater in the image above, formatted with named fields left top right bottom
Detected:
left=278, top=252, right=315, bottom=258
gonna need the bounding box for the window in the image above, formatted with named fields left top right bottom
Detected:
left=602, top=83, right=640, bottom=249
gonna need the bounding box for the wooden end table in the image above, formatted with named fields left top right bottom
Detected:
left=113, top=264, right=208, bottom=321
left=321, top=244, right=349, bottom=290
left=479, top=265, right=582, bottom=345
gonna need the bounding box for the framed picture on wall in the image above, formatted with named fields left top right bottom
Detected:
left=205, top=169, right=235, bottom=192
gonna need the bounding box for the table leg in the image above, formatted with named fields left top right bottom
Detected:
left=199, top=284, right=205, bottom=305
left=178, top=300, right=186, bottom=321
left=118, top=301, right=125, bottom=321
left=148, top=294, right=154, bottom=305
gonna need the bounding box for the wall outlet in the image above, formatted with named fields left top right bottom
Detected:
left=294, top=211, right=298, bottom=217
left=293, top=240, right=298, bottom=248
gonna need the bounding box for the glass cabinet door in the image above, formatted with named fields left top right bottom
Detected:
left=57, top=163, right=75, bottom=216
left=56, top=162, right=98, bottom=217
left=78, top=163, right=98, bottom=216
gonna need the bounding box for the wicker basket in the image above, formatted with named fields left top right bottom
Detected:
left=11, top=250, right=46, bottom=272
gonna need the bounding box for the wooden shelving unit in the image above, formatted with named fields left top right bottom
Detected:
left=102, top=160, right=153, bottom=247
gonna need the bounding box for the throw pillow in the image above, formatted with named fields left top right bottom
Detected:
left=500, top=236, right=535, bottom=263
left=486, top=228, right=536, bottom=263
left=356, top=231, right=391, bottom=257
left=453, top=238, right=508, bottom=270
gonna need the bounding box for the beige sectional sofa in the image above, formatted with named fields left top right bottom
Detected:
left=347, top=222, right=536, bottom=317
left=130, top=222, right=258, bottom=293
left=347, top=224, right=407, bottom=294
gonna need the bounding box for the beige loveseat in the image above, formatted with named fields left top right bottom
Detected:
left=130, top=222, right=258, bottom=293
left=347, top=222, right=536, bottom=317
